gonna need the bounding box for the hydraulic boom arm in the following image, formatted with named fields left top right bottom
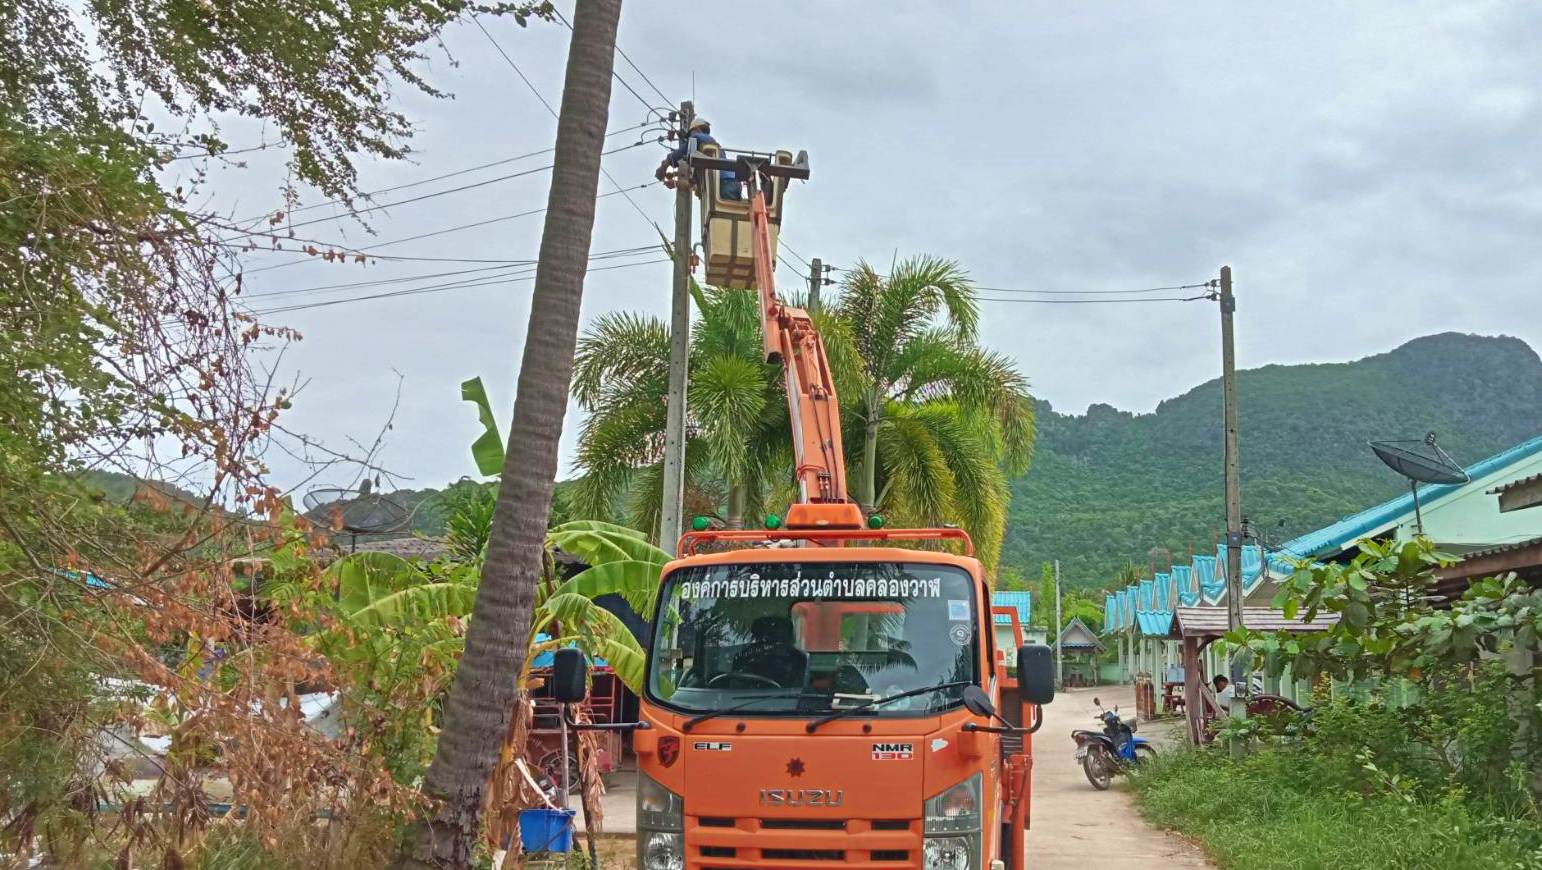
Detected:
left=747, top=178, right=857, bottom=520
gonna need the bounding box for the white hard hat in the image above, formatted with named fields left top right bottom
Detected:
left=689, top=117, right=710, bottom=132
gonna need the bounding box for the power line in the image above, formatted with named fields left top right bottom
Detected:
left=242, top=244, right=659, bottom=301
left=550, top=7, right=671, bottom=112
left=232, top=182, right=658, bottom=276
left=616, top=46, right=672, bottom=105
left=977, top=281, right=1212, bottom=297
left=778, top=239, right=813, bottom=269
left=826, top=265, right=1215, bottom=298
left=234, top=120, right=652, bottom=225
left=249, top=255, right=670, bottom=315
left=233, top=140, right=648, bottom=236
left=975, top=293, right=1213, bottom=305
left=473, top=14, right=664, bottom=234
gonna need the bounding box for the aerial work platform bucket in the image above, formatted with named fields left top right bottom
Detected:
left=695, top=144, right=800, bottom=290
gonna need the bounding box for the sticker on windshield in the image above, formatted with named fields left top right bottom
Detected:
left=677, top=574, right=943, bottom=601
left=948, top=623, right=972, bottom=646
left=947, top=599, right=970, bottom=621
left=872, top=742, right=914, bottom=760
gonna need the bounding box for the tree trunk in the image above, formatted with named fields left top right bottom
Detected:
left=858, top=392, right=882, bottom=512
left=392, top=4, right=621, bottom=865
left=726, top=482, right=747, bottom=529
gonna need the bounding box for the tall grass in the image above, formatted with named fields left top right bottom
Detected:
left=1132, top=746, right=1542, bottom=870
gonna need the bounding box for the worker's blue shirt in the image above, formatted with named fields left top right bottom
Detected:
left=666, top=130, right=719, bottom=167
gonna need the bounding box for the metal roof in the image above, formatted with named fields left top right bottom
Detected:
left=1057, top=617, right=1104, bottom=650
left=1489, top=472, right=1542, bottom=495
left=991, top=590, right=1032, bottom=626
left=1455, top=534, right=1542, bottom=561
left=1279, top=434, right=1542, bottom=559
left=1170, top=606, right=1340, bottom=638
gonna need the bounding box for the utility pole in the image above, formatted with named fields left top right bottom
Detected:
left=1053, top=559, right=1063, bottom=688
left=658, top=101, right=693, bottom=555
left=807, top=257, right=832, bottom=316
left=1219, top=264, right=1248, bottom=747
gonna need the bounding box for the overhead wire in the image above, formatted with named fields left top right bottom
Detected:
left=550, top=7, right=672, bottom=113
left=241, top=244, right=660, bottom=301
left=225, top=139, right=649, bottom=237
left=825, top=265, right=1216, bottom=302
left=231, top=181, right=658, bottom=276
left=473, top=14, right=665, bottom=234
left=248, top=255, right=670, bottom=316
left=233, top=120, right=653, bottom=225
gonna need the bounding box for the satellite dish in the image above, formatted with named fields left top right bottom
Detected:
left=1368, top=433, right=1468, bottom=535
left=303, top=486, right=409, bottom=551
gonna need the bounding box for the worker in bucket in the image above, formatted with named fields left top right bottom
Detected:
left=656, top=116, right=740, bottom=200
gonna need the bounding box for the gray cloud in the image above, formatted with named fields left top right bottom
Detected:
left=179, top=1, right=1542, bottom=493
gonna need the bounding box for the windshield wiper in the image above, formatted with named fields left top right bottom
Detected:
left=804, top=680, right=972, bottom=733
left=682, top=691, right=814, bottom=731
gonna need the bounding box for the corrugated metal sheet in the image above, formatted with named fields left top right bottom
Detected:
left=1488, top=472, right=1542, bottom=495
left=1172, top=606, right=1340, bottom=638
left=1280, top=434, right=1542, bottom=559
left=991, top=590, right=1032, bottom=626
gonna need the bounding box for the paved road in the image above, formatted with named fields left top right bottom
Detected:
left=1025, top=685, right=1213, bottom=869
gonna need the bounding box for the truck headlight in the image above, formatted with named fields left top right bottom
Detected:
left=924, top=774, right=981, bottom=868
left=637, top=772, right=683, bottom=831
left=924, top=773, right=982, bottom=834
left=641, top=831, right=684, bottom=870
left=637, top=772, right=684, bottom=869
left=923, top=836, right=974, bottom=870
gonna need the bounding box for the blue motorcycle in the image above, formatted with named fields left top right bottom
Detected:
left=1071, top=697, right=1155, bottom=790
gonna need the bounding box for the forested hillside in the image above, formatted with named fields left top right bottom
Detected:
left=1005, top=333, right=1542, bottom=589
left=137, top=332, right=1536, bottom=585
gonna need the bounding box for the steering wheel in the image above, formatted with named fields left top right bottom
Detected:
left=707, top=671, right=782, bottom=689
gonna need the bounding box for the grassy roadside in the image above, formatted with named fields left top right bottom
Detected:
left=1129, top=747, right=1542, bottom=870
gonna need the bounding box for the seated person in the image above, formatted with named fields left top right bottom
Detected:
left=729, top=616, right=807, bottom=688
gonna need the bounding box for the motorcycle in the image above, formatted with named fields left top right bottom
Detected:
left=1071, top=697, right=1155, bottom=790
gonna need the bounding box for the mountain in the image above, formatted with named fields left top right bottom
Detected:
left=1004, top=333, right=1542, bottom=589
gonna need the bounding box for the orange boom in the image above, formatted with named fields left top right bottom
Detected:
left=555, top=140, right=1054, bottom=870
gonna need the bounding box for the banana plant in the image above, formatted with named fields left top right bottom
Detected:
left=317, top=520, right=664, bottom=693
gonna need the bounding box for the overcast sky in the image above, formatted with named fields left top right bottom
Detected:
left=178, top=1, right=1542, bottom=493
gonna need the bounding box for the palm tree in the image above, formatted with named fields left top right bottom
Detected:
left=829, top=256, right=1036, bottom=568
left=570, top=283, right=789, bottom=533
left=395, top=3, right=621, bottom=865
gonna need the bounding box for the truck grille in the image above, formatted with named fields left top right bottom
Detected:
left=689, top=816, right=918, bottom=868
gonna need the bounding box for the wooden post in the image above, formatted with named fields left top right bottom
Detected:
left=1182, top=636, right=1203, bottom=744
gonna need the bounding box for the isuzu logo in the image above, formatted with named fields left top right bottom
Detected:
left=759, top=788, right=844, bottom=808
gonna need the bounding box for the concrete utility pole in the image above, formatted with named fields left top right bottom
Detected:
left=808, top=257, right=824, bottom=316
left=807, top=258, right=832, bottom=316
left=1219, top=265, right=1249, bottom=744
left=1054, top=559, right=1063, bottom=687
left=658, top=101, right=694, bottom=555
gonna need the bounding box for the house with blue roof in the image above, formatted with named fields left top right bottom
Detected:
left=1100, top=433, right=1542, bottom=720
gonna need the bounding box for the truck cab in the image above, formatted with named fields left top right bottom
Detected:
left=628, top=544, right=1054, bottom=870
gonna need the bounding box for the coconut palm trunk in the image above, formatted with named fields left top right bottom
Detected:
left=859, top=391, right=883, bottom=513
left=393, top=3, right=621, bottom=866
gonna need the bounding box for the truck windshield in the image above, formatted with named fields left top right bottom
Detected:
left=647, top=561, right=979, bottom=716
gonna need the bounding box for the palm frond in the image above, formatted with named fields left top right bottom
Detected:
left=876, top=407, right=957, bottom=525
left=690, top=353, right=768, bottom=483
left=572, top=311, right=670, bottom=410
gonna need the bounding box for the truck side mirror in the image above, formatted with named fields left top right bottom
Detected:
left=961, top=685, right=997, bottom=719
left=1017, top=644, right=1055, bottom=705
left=550, top=648, right=588, bottom=704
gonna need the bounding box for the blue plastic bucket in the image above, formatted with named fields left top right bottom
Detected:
left=518, top=808, right=575, bottom=854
